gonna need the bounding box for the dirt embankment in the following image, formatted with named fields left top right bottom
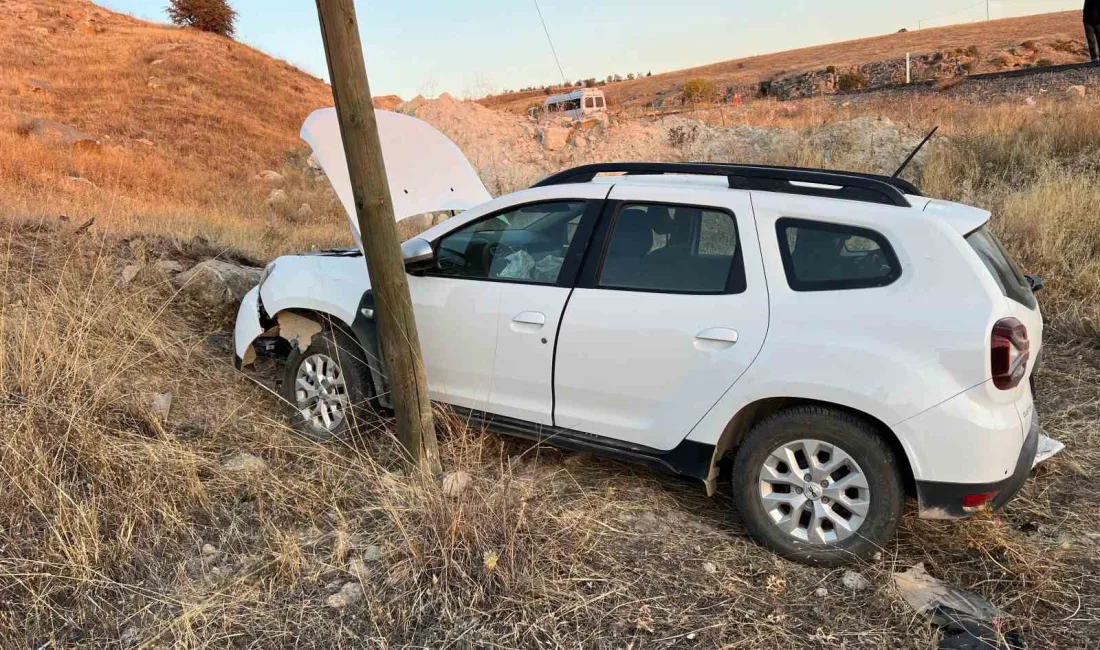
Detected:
left=398, top=94, right=932, bottom=195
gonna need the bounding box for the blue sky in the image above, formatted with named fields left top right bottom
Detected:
left=101, top=1, right=1081, bottom=98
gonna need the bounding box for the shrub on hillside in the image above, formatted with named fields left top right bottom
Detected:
left=167, top=0, right=237, bottom=37
left=836, top=71, right=868, bottom=91
left=682, top=78, right=715, bottom=104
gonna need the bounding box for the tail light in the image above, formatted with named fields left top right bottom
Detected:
left=991, top=318, right=1029, bottom=390
left=962, top=491, right=999, bottom=512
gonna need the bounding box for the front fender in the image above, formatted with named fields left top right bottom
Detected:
left=258, top=255, right=370, bottom=326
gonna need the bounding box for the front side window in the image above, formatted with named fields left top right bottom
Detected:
left=776, top=218, right=900, bottom=291
left=434, top=201, right=586, bottom=284
left=597, top=203, right=744, bottom=294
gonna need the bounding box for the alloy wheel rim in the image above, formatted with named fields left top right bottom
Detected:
left=757, top=439, right=871, bottom=544
left=294, top=353, right=349, bottom=433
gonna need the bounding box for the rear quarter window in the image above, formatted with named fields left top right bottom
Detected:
left=964, top=226, right=1037, bottom=309
left=776, top=218, right=901, bottom=292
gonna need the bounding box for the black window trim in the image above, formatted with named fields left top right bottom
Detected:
left=577, top=199, right=748, bottom=296
left=775, top=217, right=902, bottom=292
left=420, top=198, right=602, bottom=289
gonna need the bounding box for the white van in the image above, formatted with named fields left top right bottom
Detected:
left=543, top=88, right=606, bottom=119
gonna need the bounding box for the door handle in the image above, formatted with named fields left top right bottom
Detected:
left=694, top=328, right=738, bottom=351
left=512, top=312, right=546, bottom=326
left=510, top=311, right=547, bottom=334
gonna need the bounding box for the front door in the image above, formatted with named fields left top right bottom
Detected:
left=553, top=185, right=769, bottom=450
left=411, top=190, right=605, bottom=420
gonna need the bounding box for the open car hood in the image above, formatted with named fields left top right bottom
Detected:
left=301, top=108, right=491, bottom=247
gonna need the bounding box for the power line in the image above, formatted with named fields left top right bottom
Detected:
left=532, top=0, right=568, bottom=85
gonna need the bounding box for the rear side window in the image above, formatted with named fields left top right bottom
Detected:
left=776, top=218, right=901, bottom=291
left=965, top=226, right=1037, bottom=309
left=598, top=203, right=745, bottom=294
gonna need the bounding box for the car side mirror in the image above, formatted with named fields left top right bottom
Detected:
left=1025, top=274, right=1044, bottom=293
left=401, top=238, right=435, bottom=273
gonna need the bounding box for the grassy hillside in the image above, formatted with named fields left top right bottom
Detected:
left=1, top=0, right=348, bottom=257
left=481, top=10, right=1088, bottom=113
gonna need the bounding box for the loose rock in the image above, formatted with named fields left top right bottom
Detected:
left=150, top=392, right=172, bottom=419
left=154, top=260, right=183, bottom=275
left=221, top=451, right=268, bottom=474
left=267, top=188, right=288, bottom=207
left=254, top=170, right=284, bottom=183
left=121, top=264, right=140, bottom=286
left=442, top=471, right=472, bottom=497
left=325, top=581, right=363, bottom=610
left=815, top=587, right=829, bottom=598
left=841, top=570, right=870, bottom=591
left=702, top=561, right=718, bottom=574
left=363, top=545, right=382, bottom=562
left=174, top=260, right=262, bottom=307
left=201, top=543, right=218, bottom=557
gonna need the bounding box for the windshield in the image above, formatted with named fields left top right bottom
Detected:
left=965, top=226, right=1036, bottom=309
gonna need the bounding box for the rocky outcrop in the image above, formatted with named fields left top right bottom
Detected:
left=174, top=260, right=263, bottom=307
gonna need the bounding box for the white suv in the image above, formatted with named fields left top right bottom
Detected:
left=234, top=109, right=1044, bottom=565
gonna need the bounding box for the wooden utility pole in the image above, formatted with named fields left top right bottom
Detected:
left=315, top=0, right=440, bottom=475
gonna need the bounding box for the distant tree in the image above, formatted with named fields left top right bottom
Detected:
left=612, top=73, right=623, bottom=82
left=627, top=73, right=636, bottom=80
left=167, top=0, right=237, bottom=37
left=646, top=71, right=652, bottom=77
left=584, top=78, right=597, bottom=88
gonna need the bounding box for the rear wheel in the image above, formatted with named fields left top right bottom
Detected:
left=731, top=406, right=903, bottom=566
left=280, top=326, right=374, bottom=442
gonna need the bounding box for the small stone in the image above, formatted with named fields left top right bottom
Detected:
left=815, top=587, right=829, bottom=598
left=254, top=170, right=284, bottom=183
left=267, top=188, right=288, bottom=206
left=121, top=264, right=140, bottom=286
left=297, top=203, right=313, bottom=218
left=201, top=543, right=217, bottom=557
left=325, top=581, right=363, bottom=609
left=441, top=471, right=472, bottom=497
left=1024, top=96, right=1037, bottom=107
left=150, top=392, right=172, bottom=418
left=147, top=77, right=165, bottom=90
left=221, top=451, right=267, bottom=474
left=150, top=59, right=165, bottom=66
left=363, top=545, right=382, bottom=562
left=841, top=570, right=870, bottom=591
left=347, top=557, right=367, bottom=578
left=33, top=26, right=50, bottom=36
left=1067, top=85, right=1086, bottom=99
left=154, top=260, right=183, bottom=275
left=135, top=138, right=155, bottom=147
left=702, top=561, right=717, bottom=574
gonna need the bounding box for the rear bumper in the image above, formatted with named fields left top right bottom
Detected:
left=915, top=410, right=1039, bottom=519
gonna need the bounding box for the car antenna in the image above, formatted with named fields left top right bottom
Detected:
left=892, top=126, right=939, bottom=179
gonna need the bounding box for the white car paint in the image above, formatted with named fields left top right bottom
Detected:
left=236, top=114, right=1045, bottom=517
left=554, top=184, right=769, bottom=450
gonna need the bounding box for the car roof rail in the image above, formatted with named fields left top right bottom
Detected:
left=531, top=162, right=918, bottom=208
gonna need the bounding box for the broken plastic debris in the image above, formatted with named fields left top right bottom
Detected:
left=893, top=564, right=1024, bottom=650
left=1032, top=434, right=1064, bottom=468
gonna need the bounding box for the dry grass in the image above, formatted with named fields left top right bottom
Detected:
left=2, top=94, right=1100, bottom=646
left=2, top=1, right=1100, bottom=647
left=0, top=0, right=350, bottom=259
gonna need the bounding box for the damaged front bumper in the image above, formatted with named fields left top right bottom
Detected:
left=915, top=410, right=1040, bottom=519
left=233, top=286, right=265, bottom=371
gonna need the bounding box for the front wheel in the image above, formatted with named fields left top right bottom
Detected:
left=731, top=406, right=904, bottom=566
left=280, top=326, right=375, bottom=442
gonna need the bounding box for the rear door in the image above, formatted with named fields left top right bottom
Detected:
left=553, top=184, right=769, bottom=450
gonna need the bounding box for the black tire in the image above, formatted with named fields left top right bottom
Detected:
left=731, top=406, right=903, bottom=566
left=280, top=325, right=375, bottom=443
